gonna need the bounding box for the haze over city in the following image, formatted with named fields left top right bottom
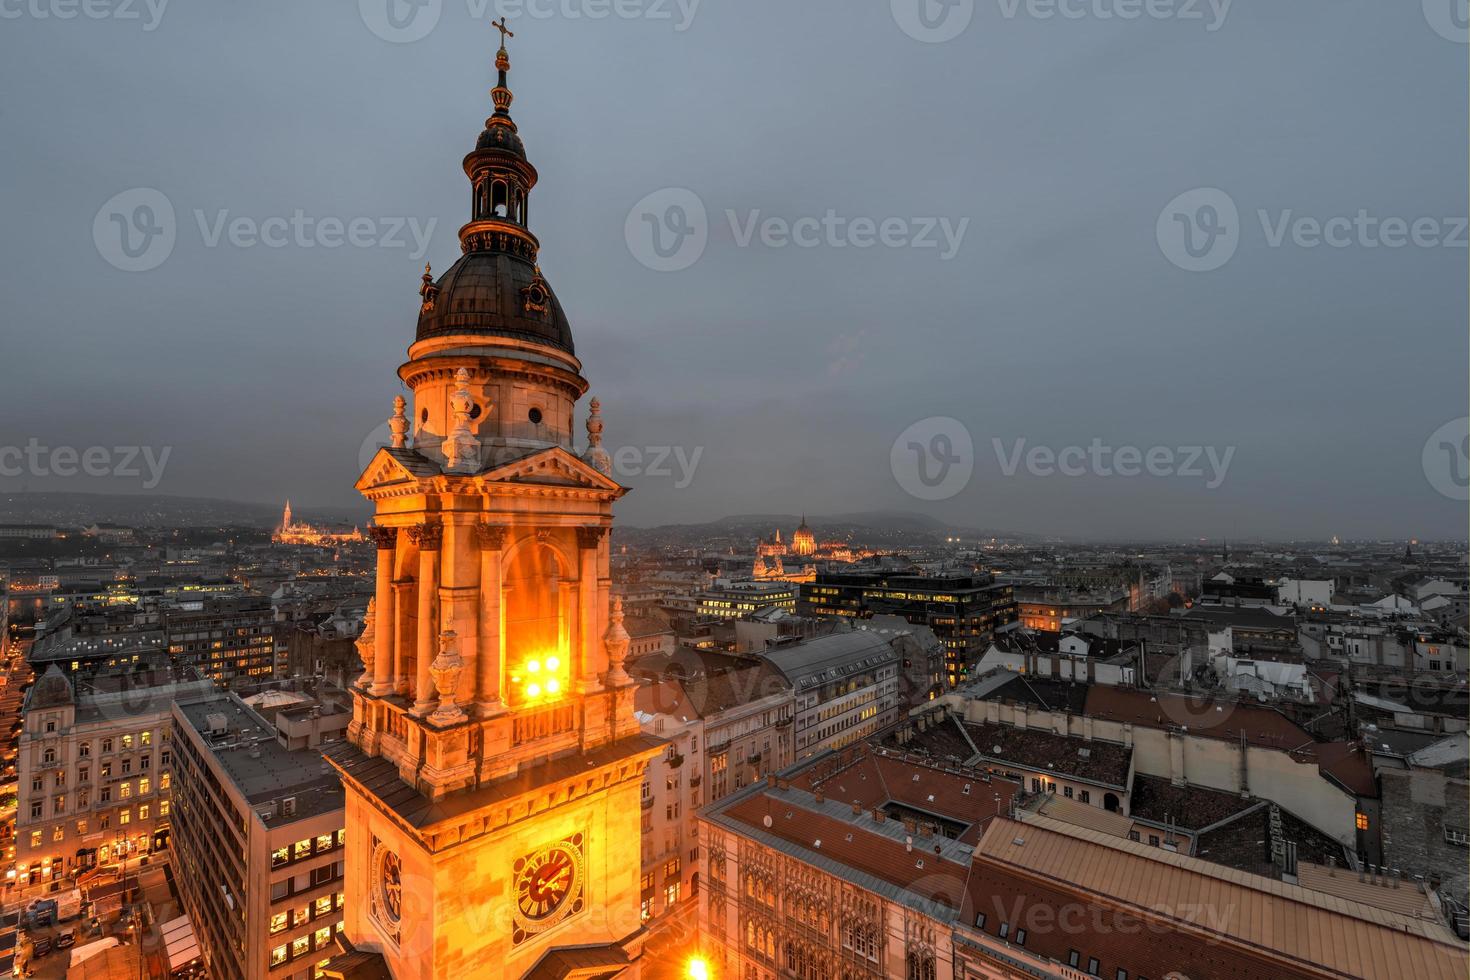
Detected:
left=2, top=1, right=1465, bottom=540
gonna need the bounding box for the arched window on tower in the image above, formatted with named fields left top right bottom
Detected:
left=492, top=179, right=509, bottom=219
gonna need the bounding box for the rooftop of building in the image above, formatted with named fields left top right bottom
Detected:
left=634, top=660, right=792, bottom=720
left=760, top=630, right=896, bottom=690
left=958, top=672, right=1091, bottom=713
left=1191, top=799, right=1350, bottom=876
left=962, top=720, right=1132, bottom=789
left=704, top=745, right=1014, bottom=919
left=174, top=693, right=344, bottom=823
left=962, top=814, right=1466, bottom=980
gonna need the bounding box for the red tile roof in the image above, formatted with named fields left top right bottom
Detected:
left=721, top=791, right=970, bottom=909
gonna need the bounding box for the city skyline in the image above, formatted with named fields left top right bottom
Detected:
left=1, top=3, right=1465, bottom=541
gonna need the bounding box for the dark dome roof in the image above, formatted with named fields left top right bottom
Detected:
left=476, top=123, right=526, bottom=158
left=416, top=250, right=573, bottom=353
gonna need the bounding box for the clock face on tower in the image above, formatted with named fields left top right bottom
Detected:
left=370, top=838, right=404, bottom=940
left=511, top=832, right=586, bottom=942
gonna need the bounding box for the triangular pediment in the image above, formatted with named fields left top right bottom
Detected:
left=355, top=447, right=441, bottom=493
left=479, top=446, right=623, bottom=493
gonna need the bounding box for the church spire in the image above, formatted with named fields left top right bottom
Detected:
left=459, top=18, right=540, bottom=258
left=488, top=18, right=516, bottom=130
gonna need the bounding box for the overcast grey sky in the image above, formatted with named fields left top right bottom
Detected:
left=0, top=0, right=1465, bottom=539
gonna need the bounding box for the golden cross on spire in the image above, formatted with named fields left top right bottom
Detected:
left=492, top=17, right=514, bottom=46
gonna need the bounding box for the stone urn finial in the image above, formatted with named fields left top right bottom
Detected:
left=604, top=595, right=632, bottom=686
left=442, top=368, right=482, bottom=474
left=582, top=397, right=612, bottom=476
left=389, top=396, right=409, bottom=450
left=429, top=629, right=466, bottom=725
left=354, top=598, right=377, bottom=691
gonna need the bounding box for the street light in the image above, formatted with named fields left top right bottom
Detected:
left=685, top=955, right=711, bottom=980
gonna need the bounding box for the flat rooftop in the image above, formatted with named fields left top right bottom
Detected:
left=175, top=694, right=343, bottom=823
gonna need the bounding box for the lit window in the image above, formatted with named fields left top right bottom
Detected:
left=1356, top=813, right=1370, bottom=831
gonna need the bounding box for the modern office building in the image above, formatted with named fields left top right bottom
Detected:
left=164, top=596, right=277, bottom=685
left=762, top=631, right=902, bottom=760
left=802, top=573, right=1016, bottom=687
left=697, top=581, right=799, bottom=620
left=170, top=692, right=346, bottom=980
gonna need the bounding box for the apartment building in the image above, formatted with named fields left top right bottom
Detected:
left=13, top=663, right=213, bottom=885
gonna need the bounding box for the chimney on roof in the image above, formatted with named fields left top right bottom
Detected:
left=814, top=789, right=824, bottom=804
left=851, top=802, right=861, bottom=816
left=873, top=808, right=885, bottom=824
left=766, top=774, right=776, bottom=788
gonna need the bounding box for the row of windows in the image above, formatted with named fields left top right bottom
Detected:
left=269, top=892, right=345, bottom=934
left=269, top=922, right=342, bottom=968
left=27, top=801, right=167, bottom=848
left=34, top=753, right=166, bottom=791
left=40, top=730, right=157, bottom=754
left=271, top=830, right=346, bottom=869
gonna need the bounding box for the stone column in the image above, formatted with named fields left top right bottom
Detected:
left=368, top=526, right=398, bottom=696
left=392, top=580, right=413, bottom=697
left=408, top=521, right=443, bottom=716
left=576, top=527, right=608, bottom=691
left=475, top=524, right=507, bottom=716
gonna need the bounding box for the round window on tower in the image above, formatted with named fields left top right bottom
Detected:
left=528, top=408, right=543, bottom=425
left=420, top=408, right=429, bottom=425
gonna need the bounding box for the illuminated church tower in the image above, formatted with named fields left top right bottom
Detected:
left=325, top=26, right=659, bottom=980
